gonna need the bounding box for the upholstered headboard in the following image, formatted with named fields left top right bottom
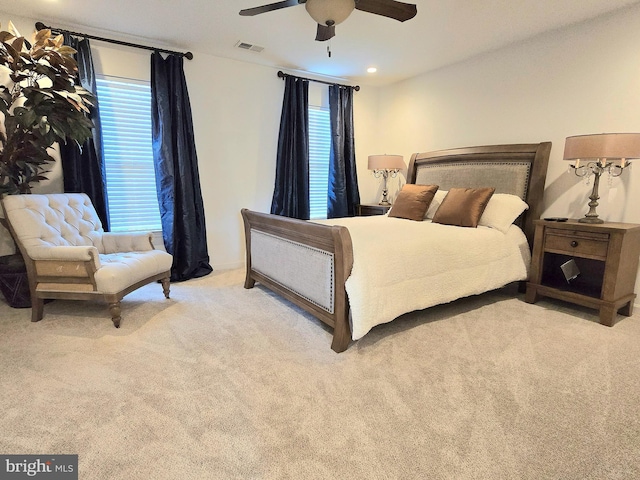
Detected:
left=406, top=142, right=551, bottom=248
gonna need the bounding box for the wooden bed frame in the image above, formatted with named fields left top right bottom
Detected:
left=241, top=142, right=551, bottom=352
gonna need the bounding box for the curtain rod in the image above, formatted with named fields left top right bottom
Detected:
left=35, top=22, right=194, bottom=60
left=277, top=71, right=359, bottom=91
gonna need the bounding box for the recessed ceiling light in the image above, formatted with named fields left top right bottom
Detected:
left=367, top=67, right=377, bottom=74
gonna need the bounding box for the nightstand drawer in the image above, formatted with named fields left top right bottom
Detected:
left=544, top=229, right=609, bottom=260
left=357, top=204, right=391, bottom=216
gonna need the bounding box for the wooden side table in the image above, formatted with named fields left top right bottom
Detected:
left=525, top=219, right=640, bottom=326
left=356, top=204, right=391, bottom=216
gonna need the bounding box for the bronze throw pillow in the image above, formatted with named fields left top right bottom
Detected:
left=432, top=187, right=495, bottom=228
left=388, top=184, right=439, bottom=221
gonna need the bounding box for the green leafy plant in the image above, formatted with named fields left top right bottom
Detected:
left=0, top=22, right=94, bottom=194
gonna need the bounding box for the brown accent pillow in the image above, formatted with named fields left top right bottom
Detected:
left=432, top=187, right=496, bottom=228
left=388, top=184, right=439, bottom=221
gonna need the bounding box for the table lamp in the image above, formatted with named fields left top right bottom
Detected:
left=368, top=154, right=405, bottom=205
left=564, top=133, right=640, bottom=223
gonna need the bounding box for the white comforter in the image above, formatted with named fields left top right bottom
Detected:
left=314, top=216, right=531, bottom=340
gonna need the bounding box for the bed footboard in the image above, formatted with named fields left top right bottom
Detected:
left=241, top=209, right=354, bottom=352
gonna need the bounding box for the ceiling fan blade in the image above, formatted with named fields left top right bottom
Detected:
left=315, top=24, right=336, bottom=41
left=239, top=0, right=303, bottom=16
left=354, top=0, right=417, bottom=22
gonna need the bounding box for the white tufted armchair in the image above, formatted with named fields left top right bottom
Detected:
left=1, top=193, right=173, bottom=327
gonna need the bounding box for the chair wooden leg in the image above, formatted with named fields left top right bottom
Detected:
left=109, top=302, right=121, bottom=328
left=31, top=297, right=44, bottom=322
left=161, top=277, right=170, bottom=299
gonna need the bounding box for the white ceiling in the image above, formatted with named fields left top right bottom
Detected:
left=1, top=0, right=639, bottom=86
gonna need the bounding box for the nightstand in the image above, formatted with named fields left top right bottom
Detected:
left=525, top=219, right=640, bottom=326
left=356, top=204, right=391, bottom=216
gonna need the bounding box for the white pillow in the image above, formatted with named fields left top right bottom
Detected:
left=478, top=193, right=529, bottom=233
left=424, top=190, right=448, bottom=219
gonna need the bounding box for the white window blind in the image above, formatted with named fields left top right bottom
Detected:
left=309, top=106, right=331, bottom=220
left=95, top=77, right=162, bottom=233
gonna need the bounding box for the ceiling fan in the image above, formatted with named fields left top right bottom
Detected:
left=239, top=0, right=417, bottom=41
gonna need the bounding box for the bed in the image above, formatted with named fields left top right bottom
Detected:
left=241, top=142, right=551, bottom=352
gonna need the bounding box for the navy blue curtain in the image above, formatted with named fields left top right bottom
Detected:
left=151, top=52, right=212, bottom=282
left=327, top=85, right=360, bottom=218
left=60, top=35, right=110, bottom=229
left=271, top=76, right=310, bottom=220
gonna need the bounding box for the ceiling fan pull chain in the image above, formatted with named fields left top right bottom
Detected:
left=327, top=43, right=331, bottom=58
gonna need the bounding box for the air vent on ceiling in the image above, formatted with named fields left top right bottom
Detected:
left=235, top=41, right=264, bottom=53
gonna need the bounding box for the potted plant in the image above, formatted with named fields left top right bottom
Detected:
left=0, top=21, right=94, bottom=307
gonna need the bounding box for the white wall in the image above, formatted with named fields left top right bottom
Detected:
left=0, top=13, right=380, bottom=270
left=370, top=3, right=640, bottom=301
left=185, top=56, right=283, bottom=269
left=0, top=14, right=281, bottom=269
left=91, top=44, right=386, bottom=270
left=3, top=6, right=640, bottom=293
left=186, top=62, right=380, bottom=270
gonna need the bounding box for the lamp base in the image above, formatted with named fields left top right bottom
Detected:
left=378, top=183, right=391, bottom=205
left=578, top=169, right=604, bottom=225
left=578, top=216, right=604, bottom=224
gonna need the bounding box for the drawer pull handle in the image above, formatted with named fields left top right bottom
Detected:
left=570, top=240, right=579, bottom=248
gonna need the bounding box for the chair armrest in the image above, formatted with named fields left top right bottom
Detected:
left=102, top=232, right=154, bottom=253
left=29, top=245, right=101, bottom=270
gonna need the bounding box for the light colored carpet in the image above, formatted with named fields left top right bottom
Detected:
left=1, top=269, right=639, bottom=479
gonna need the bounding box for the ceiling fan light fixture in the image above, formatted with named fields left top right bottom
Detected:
left=305, top=0, right=355, bottom=26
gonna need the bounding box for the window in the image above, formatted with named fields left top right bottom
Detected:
left=95, top=76, right=162, bottom=232
left=308, top=105, right=331, bottom=219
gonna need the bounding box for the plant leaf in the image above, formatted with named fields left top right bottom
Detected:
left=0, top=21, right=95, bottom=193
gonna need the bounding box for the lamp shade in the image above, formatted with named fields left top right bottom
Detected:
left=368, top=154, right=405, bottom=170
left=563, top=133, right=640, bottom=160
left=305, top=0, right=355, bottom=26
